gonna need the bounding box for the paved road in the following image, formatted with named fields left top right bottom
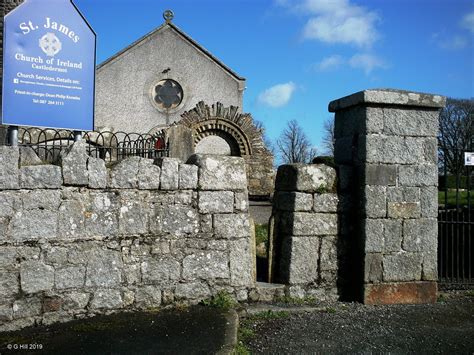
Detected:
left=243, top=291, right=474, bottom=354
left=0, top=306, right=233, bottom=355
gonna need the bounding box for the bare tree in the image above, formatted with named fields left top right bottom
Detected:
left=276, top=119, right=317, bottom=163
left=254, top=119, right=275, bottom=154
left=322, top=115, right=335, bottom=156
left=438, top=98, right=474, bottom=175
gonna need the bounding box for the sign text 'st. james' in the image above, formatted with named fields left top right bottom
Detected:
left=19, top=17, right=80, bottom=43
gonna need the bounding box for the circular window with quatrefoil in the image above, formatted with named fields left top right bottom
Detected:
left=152, top=79, right=184, bottom=111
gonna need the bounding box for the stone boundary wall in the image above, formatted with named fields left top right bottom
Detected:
left=0, top=143, right=254, bottom=331
left=1, top=0, right=25, bottom=144
left=271, top=164, right=339, bottom=301
left=330, top=89, right=445, bottom=304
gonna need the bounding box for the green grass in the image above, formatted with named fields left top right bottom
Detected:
left=438, top=190, right=473, bottom=207
left=200, top=291, right=236, bottom=310
left=235, top=310, right=290, bottom=354
left=255, top=224, right=268, bottom=259
left=255, top=224, right=268, bottom=247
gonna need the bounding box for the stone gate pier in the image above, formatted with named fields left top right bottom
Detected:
left=330, top=89, right=445, bottom=304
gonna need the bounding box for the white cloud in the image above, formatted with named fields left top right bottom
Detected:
left=441, top=35, right=468, bottom=50
left=461, top=11, right=474, bottom=33
left=349, top=53, right=387, bottom=74
left=257, top=82, right=296, bottom=108
left=432, top=32, right=468, bottom=50
left=300, top=0, right=380, bottom=47
left=316, top=55, right=345, bottom=71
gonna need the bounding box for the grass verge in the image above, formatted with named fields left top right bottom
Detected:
left=235, top=311, right=290, bottom=354
left=201, top=291, right=237, bottom=310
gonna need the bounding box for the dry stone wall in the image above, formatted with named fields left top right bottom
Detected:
left=330, top=89, right=445, bottom=304
left=271, top=164, right=339, bottom=301
left=0, top=143, right=254, bottom=331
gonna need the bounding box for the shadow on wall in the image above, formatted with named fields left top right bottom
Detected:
left=268, top=163, right=341, bottom=301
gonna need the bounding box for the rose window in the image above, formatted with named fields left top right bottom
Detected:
left=153, top=79, right=183, bottom=110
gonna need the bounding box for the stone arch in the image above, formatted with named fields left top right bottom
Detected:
left=179, top=102, right=264, bottom=157
left=179, top=101, right=275, bottom=198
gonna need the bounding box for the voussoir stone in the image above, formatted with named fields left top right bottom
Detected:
left=275, top=164, right=336, bottom=192
left=187, top=154, right=247, bottom=191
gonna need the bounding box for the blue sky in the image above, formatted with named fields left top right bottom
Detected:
left=74, top=0, right=473, bottom=154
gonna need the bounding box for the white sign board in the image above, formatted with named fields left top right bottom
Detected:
left=465, top=152, right=474, bottom=166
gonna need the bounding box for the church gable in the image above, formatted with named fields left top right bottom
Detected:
left=95, top=19, right=245, bottom=134
left=97, top=23, right=244, bottom=83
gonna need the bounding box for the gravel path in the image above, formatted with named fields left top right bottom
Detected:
left=242, top=291, right=474, bottom=354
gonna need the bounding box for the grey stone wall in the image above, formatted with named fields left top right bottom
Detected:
left=0, top=144, right=253, bottom=331
left=271, top=164, right=339, bottom=301
left=1, top=0, right=25, bottom=143
left=329, top=89, right=445, bottom=304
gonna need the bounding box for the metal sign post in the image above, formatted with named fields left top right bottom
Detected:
left=1, top=0, right=96, bottom=131
left=7, top=126, right=19, bottom=146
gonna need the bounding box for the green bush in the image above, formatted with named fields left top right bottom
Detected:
left=201, top=291, right=236, bottom=310
left=255, top=224, right=268, bottom=246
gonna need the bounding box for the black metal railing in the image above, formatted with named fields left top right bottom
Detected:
left=438, top=145, right=473, bottom=288
left=3, top=127, right=168, bottom=163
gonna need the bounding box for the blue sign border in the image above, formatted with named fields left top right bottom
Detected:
left=1, top=0, right=97, bottom=131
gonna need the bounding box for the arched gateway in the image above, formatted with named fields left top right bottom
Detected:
left=177, top=102, right=274, bottom=198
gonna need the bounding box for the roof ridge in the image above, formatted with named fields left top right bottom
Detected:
left=96, top=22, right=245, bottom=82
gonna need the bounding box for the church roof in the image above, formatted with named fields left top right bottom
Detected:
left=97, top=22, right=245, bottom=82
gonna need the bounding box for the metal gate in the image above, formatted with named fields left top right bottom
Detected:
left=438, top=146, right=473, bottom=288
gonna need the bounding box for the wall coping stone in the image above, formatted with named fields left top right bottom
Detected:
left=328, top=88, right=446, bottom=112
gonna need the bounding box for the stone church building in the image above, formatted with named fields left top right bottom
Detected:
left=95, top=15, right=246, bottom=132
left=1, top=5, right=274, bottom=198
left=95, top=13, right=274, bottom=198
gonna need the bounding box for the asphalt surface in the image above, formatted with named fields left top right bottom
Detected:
left=0, top=306, right=233, bottom=355
left=1, top=291, right=473, bottom=354
left=242, top=291, right=474, bottom=354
